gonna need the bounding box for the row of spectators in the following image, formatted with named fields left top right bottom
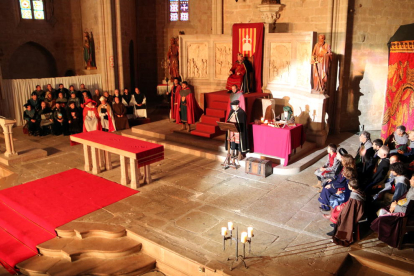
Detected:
left=23, top=84, right=147, bottom=136
left=313, top=126, right=414, bottom=247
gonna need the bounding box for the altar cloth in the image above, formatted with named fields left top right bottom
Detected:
left=252, top=124, right=305, bottom=166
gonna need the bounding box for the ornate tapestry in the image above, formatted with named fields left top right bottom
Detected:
left=232, top=23, right=264, bottom=93
left=381, top=41, right=414, bottom=140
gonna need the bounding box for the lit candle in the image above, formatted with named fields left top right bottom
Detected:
left=264, top=120, right=268, bottom=125
left=241, top=232, right=248, bottom=243
left=261, top=117, right=264, bottom=123
left=247, top=227, right=253, bottom=238
left=221, top=227, right=227, bottom=236
left=228, top=222, right=234, bottom=231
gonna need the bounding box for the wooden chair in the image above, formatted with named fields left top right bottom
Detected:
left=397, top=200, right=414, bottom=250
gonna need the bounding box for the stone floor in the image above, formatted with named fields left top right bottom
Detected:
left=1, top=127, right=414, bottom=276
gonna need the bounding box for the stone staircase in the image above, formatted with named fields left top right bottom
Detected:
left=17, top=222, right=156, bottom=276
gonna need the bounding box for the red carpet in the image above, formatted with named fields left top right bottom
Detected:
left=0, top=169, right=138, bottom=273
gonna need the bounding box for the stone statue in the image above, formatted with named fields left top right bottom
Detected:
left=311, top=34, right=332, bottom=93
left=83, top=31, right=96, bottom=69
left=168, top=37, right=180, bottom=79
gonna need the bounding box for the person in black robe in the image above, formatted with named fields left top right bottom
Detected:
left=225, top=100, right=249, bottom=160
left=133, top=87, right=147, bottom=118
left=38, top=101, right=53, bottom=136
left=32, top=85, right=45, bottom=100
left=52, top=102, right=69, bottom=136
left=27, top=92, right=41, bottom=112
left=66, top=102, right=83, bottom=134
left=122, top=88, right=134, bottom=116
left=57, top=83, right=70, bottom=99
left=23, top=103, right=40, bottom=136
left=112, top=96, right=130, bottom=130
left=364, top=146, right=391, bottom=194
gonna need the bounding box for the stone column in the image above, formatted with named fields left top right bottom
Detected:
left=115, top=0, right=124, bottom=90
left=212, top=0, right=223, bottom=35
left=0, top=119, right=17, bottom=157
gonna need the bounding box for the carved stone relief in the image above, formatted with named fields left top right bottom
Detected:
left=296, top=42, right=311, bottom=88
left=187, top=43, right=208, bottom=79
left=214, top=43, right=232, bottom=80
left=269, top=43, right=291, bottom=83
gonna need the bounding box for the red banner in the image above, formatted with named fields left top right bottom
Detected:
left=381, top=43, right=414, bottom=140
left=232, top=23, right=264, bottom=93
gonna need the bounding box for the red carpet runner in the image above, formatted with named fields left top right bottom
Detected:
left=0, top=169, right=138, bottom=273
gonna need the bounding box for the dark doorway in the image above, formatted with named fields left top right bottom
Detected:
left=9, top=42, right=57, bottom=79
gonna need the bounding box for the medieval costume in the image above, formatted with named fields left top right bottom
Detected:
left=97, top=96, right=116, bottom=132
left=67, top=104, right=83, bottom=134
left=225, top=100, right=249, bottom=159
left=371, top=187, right=414, bottom=248
left=122, top=91, right=135, bottom=119
left=52, top=104, right=69, bottom=136
left=112, top=101, right=130, bottom=130
left=175, top=83, right=203, bottom=132
left=83, top=99, right=101, bottom=132
left=385, top=130, right=409, bottom=153
left=38, top=104, right=53, bottom=136
left=27, top=92, right=41, bottom=111
left=226, top=54, right=249, bottom=93
left=332, top=190, right=366, bottom=246
left=315, top=151, right=337, bottom=180
left=364, top=157, right=390, bottom=193
left=23, top=104, right=40, bottom=136
left=318, top=170, right=351, bottom=211
left=355, top=139, right=376, bottom=184
left=226, top=88, right=246, bottom=119
left=170, top=81, right=181, bottom=120
left=133, top=89, right=147, bottom=118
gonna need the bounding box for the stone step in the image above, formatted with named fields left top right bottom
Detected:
left=206, top=108, right=226, bottom=118
left=17, top=252, right=156, bottom=276
left=37, top=236, right=142, bottom=261
left=200, top=115, right=224, bottom=125
left=56, top=222, right=127, bottom=239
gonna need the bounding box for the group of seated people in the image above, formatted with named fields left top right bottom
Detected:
left=23, top=84, right=147, bottom=136
left=313, top=126, right=414, bottom=247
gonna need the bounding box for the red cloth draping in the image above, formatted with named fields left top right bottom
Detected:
left=381, top=51, right=414, bottom=140
left=252, top=124, right=305, bottom=166
left=232, top=23, right=264, bottom=93
left=71, top=131, right=164, bottom=166
left=175, top=89, right=203, bottom=124
left=170, top=85, right=181, bottom=120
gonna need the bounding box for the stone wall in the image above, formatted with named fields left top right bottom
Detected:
left=344, top=0, right=414, bottom=131
left=0, top=0, right=84, bottom=80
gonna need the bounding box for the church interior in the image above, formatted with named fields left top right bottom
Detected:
left=0, top=0, right=414, bottom=275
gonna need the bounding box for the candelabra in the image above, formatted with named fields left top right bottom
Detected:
left=221, top=222, right=254, bottom=271
left=160, top=58, right=170, bottom=83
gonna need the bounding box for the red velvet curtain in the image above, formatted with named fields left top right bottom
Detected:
left=232, top=23, right=264, bottom=93
left=381, top=41, right=414, bottom=140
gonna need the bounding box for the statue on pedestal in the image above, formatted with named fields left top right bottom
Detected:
left=168, top=37, right=180, bottom=79
left=311, top=34, right=332, bottom=94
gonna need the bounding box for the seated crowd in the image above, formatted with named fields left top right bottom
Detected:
left=313, top=127, right=414, bottom=247
left=23, top=84, right=147, bottom=136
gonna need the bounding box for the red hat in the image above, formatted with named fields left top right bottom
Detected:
left=84, top=99, right=97, bottom=106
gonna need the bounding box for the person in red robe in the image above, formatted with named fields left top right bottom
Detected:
left=175, top=81, right=203, bottom=132
left=83, top=99, right=102, bottom=132
left=226, top=53, right=247, bottom=92
left=168, top=77, right=181, bottom=121
left=226, top=84, right=246, bottom=119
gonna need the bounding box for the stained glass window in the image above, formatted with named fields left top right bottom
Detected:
left=19, top=0, right=45, bottom=20
left=169, top=0, right=189, bottom=22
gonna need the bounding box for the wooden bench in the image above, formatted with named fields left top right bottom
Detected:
left=70, top=131, right=164, bottom=189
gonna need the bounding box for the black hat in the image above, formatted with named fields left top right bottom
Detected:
left=230, top=100, right=240, bottom=105
left=338, top=148, right=348, bottom=156
left=24, top=103, right=30, bottom=108
left=31, top=91, right=38, bottom=96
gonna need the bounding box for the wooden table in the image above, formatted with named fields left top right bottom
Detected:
left=70, top=131, right=164, bottom=189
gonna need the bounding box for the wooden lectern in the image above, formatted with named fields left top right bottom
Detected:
left=217, top=121, right=240, bottom=169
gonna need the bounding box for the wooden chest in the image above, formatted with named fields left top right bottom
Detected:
left=245, top=157, right=273, bottom=178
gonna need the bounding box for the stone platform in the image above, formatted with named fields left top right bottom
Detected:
left=1, top=127, right=414, bottom=275
left=125, top=119, right=328, bottom=175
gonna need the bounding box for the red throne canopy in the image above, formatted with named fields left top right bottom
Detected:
left=232, top=23, right=264, bottom=93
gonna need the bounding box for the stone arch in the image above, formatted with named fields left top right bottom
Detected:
left=8, top=41, right=57, bottom=79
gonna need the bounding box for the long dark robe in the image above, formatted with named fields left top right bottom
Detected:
left=134, top=93, right=146, bottom=109
left=333, top=191, right=366, bottom=246
left=225, top=108, right=249, bottom=153
left=67, top=106, right=83, bottom=134
left=318, top=172, right=350, bottom=210
left=53, top=107, right=69, bottom=135
left=112, top=102, right=130, bottom=130
left=175, top=88, right=203, bottom=124
left=123, top=93, right=134, bottom=115
left=23, top=109, right=39, bottom=134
